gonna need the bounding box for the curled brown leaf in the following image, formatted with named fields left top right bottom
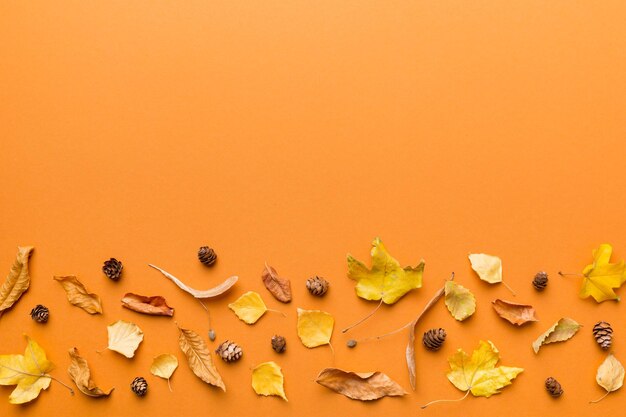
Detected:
left=316, top=368, right=406, bottom=401
left=0, top=246, right=34, bottom=316
left=54, top=275, right=102, bottom=314
left=492, top=299, right=538, bottom=326
left=177, top=324, right=225, bottom=391
left=121, top=293, right=174, bottom=316
left=68, top=347, right=113, bottom=397
left=261, top=263, right=292, bottom=303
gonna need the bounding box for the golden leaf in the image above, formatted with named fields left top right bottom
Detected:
left=67, top=347, right=113, bottom=397
left=532, top=317, right=581, bottom=353
left=121, top=293, right=174, bottom=317
left=316, top=368, right=406, bottom=401
left=150, top=354, right=178, bottom=391
left=492, top=299, right=538, bottom=326
left=107, top=320, right=144, bottom=358
left=148, top=264, right=238, bottom=298
left=579, top=244, right=626, bottom=302
left=53, top=275, right=102, bottom=314
left=297, top=308, right=334, bottom=348
left=177, top=325, right=225, bottom=391
left=444, top=281, right=476, bottom=321
left=251, top=361, right=287, bottom=401
left=228, top=291, right=268, bottom=324
left=468, top=253, right=502, bottom=284
left=592, top=353, right=625, bottom=403
left=0, top=246, right=34, bottom=316
left=261, top=263, right=292, bottom=303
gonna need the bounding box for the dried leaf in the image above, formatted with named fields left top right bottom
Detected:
left=251, top=361, right=287, bottom=401
left=297, top=308, right=334, bottom=348
left=53, top=275, right=102, bottom=314
left=148, top=264, right=238, bottom=298
left=579, top=244, right=626, bottom=302
left=228, top=291, right=268, bottom=324
left=532, top=317, right=581, bottom=353
left=347, top=238, right=424, bottom=304
left=107, top=320, right=144, bottom=358
left=0, top=246, right=34, bottom=315
left=261, top=263, right=292, bottom=303
left=0, top=335, right=54, bottom=404
left=592, top=353, right=625, bottom=403
left=444, top=281, right=476, bottom=321
left=121, top=293, right=174, bottom=317
left=492, top=299, right=538, bottom=326
left=68, top=347, right=113, bottom=397
left=151, top=354, right=178, bottom=391
left=177, top=325, right=225, bottom=391
left=468, top=253, right=502, bottom=284
left=315, top=368, right=406, bottom=401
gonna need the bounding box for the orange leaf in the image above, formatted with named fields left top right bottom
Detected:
left=121, top=293, right=174, bottom=317
left=491, top=299, right=538, bottom=326
left=261, top=263, right=292, bottom=303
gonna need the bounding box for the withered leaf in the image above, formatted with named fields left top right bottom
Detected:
left=0, top=246, right=34, bottom=316
left=68, top=347, right=113, bottom=397
left=148, top=264, right=238, bottom=298
left=54, top=275, right=102, bottom=314
left=532, top=317, right=581, bottom=353
left=177, top=324, right=225, bottom=391
left=121, top=293, right=174, bottom=317
left=261, top=263, right=292, bottom=303
left=316, top=368, right=406, bottom=401
left=492, top=299, right=538, bottom=326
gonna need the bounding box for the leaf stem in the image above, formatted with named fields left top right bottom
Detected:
left=0, top=365, right=74, bottom=395
left=502, top=280, right=516, bottom=296
left=167, top=378, right=173, bottom=393
left=341, top=299, right=384, bottom=333
left=589, top=391, right=609, bottom=404
left=420, top=390, right=470, bottom=409
left=267, top=308, right=286, bottom=317
left=559, top=271, right=584, bottom=278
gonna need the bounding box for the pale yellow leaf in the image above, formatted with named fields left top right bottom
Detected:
left=597, top=353, right=624, bottom=393
left=54, top=275, right=102, bottom=314
left=468, top=253, right=502, bottom=284
left=251, top=361, right=287, bottom=401
left=444, top=281, right=476, bottom=321
left=297, top=308, right=334, bottom=348
left=151, top=354, right=178, bottom=380
left=107, top=320, right=144, bottom=358
left=68, top=347, right=113, bottom=397
left=532, top=317, right=581, bottom=353
left=228, top=291, right=267, bottom=324
left=0, top=246, right=34, bottom=315
left=177, top=325, right=225, bottom=391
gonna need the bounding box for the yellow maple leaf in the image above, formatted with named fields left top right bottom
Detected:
left=251, top=361, right=287, bottom=401
left=579, top=244, right=626, bottom=302
left=347, top=238, right=424, bottom=304
left=297, top=308, right=334, bottom=348
left=228, top=291, right=268, bottom=324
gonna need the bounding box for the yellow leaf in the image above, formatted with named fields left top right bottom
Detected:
left=177, top=325, right=225, bottom=391
left=447, top=340, right=523, bottom=398
left=228, top=291, right=267, bottom=324
left=468, top=253, right=502, bottom=284
left=592, top=353, right=625, bottom=403
left=150, top=354, right=178, bottom=391
left=54, top=275, right=103, bottom=314
left=107, top=320, right=144, bottom=358
left=580, top=244, right=626, bottom=302
left=347, top=238, right=424, bottom=304
left=532, top=317, right=581, bottom=354
left=444, top=281, right=476, bottom=321
left=0, top=246, right=34, bottom=315
left=297, top=308, right=334, bottom=348
left=251, top=361, right=287, bottom=401
left=68, top=347, right=113, bottom=397
left=0, top=335, right=54, bottom=404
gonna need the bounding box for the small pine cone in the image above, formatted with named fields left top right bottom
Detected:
left=30, top=305, right=49, bottom=323
left=306, top=276, right=329, bottom=297
left=545, top=377, right=563, bottom=397
left=593, top=321, right=613, bottom=350
left=198, top=246, right=217, bottom=266
left=533, top=271, right=548, bottom=291
left=423, top=328, right=447, bottom=351
left=216, top=340, right=243, bottom=363
left=131, top=377, right=148, bottom=397
left=271, top=335, right=286, bottom=353
left=102, top=258, right=123, bottom=281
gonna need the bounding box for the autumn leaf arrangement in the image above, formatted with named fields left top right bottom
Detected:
left=0, top=240, right=625, bottom=407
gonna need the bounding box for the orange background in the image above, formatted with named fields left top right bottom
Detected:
left=1, top=1, right=626, bottom=416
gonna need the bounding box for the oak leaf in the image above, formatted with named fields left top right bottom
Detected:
left=150, top=354, right=178, bottom=391
left=54, top=275, right=102, bottom=314
left=261, top=263, right=292, bottom=303
left=532, top=317, right=581, bottom=353
left=121, top=293, right=174, bottom=317
left=67, top=347, right=113, bottom=397
left=177, top=325, right=225, bottom=391
left=251, top=361, right=287, bottom=401
left=591, top=353, right=625, bottom=403
left=0, top=246, right=34, bottom=316
left=444, top=281, right=476, bottom=321
left=315, top=368, right=406, bottom=401
left=297, top=308, right=334, bottom=348
left=107, top=320, right=144, bottom=358
left=491, top=299, right=538, bottom=326
left=228, top=291, right=268, bottom=324
left=579, top=244, right=626, bottom=302
left=148, top=264, right=238, bottom=298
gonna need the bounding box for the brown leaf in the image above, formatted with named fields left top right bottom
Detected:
left=53, top=276, right=102, bottom=314
left=121, top=293, right=174, bottom=316
left=492, top=299, right=538, bottom=326
left=0, top=246, right=35, bottom=316
left=316, top=368, right=406, bottom=401
left=261, top=263, right=292, bottom=303
left=68, top=347, right=113, bottom=397
left=177, top=325, right=225, bottom=391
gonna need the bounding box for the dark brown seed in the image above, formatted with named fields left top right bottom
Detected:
left=532, top=271, right=548, bottom=291
left=346, top=339, right=357, bottom=348
left=271, top=335, right=287, bottom=353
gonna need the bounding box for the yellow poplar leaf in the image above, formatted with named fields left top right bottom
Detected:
left=592, top=353, right=625, bottom=403
left=54, top=275, right=103, bottom=314
left=532, top=317, right=581, bottom=353
left=107, top=320, right=144, bottom=358
left=444, top=281, right=476, bottom=321
left=447, top=340, right=523, bottom=398
left=177, top=325, right=225, bottom=391
left=68, top=347, right=113, bottom=397
left=228, top=291, right=267, bottom=324
left=0, top=246, right=34, bottom=315
left=316, top=368, right=406, bottom=401
left=251, top=361, right=287, bottom=401
left=150, top=354, right=178, bottom=391
left=347, top=238, right=424, bottom=304
left=297, top=308, right=334, bottom=348
left=468, top=253, right=502, bottom=284
left=0, top=335, right=54, bottom=404
left=579, top=244, right=626, bottom=302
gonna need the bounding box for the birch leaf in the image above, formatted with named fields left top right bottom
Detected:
left=592, top=353, right=625, bottom=403
left=107, top=320, right=144, bottom=358
left=151, top=354, right=178, bottom=391
left=579, top=244, right=626, bottom=302
left=316, top=368, right=406, bottom=401
left=492, top=299, right=538, bottom=326
left=228, top=291, right=268, bottom=324
left=0, top=246, right=34, bottom=315
left=68, top=347, right=113, bottom=397
left=468, top=254, right=502, bottom=284
left=251, top=361, right=287, bottom=401
left=148, top=264, right=238, bottom=298
left=261, top=263, right=292, bottom=303
left=297, top=308, right=334, bottom=348
left=54, top=275, right=102, bottom=314
left=444, top=281, right=476, bottom=321
left=177, top=325, right=225, bottom=391
left=532, top=318, right=581, bottom=353
left=121, top=293, right=174, bottom=317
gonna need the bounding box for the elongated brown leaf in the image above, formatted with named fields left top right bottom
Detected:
left=492, top=299, right=538, bottom=326
left=532, top=317, right=581, bottom=353
left=54, top=276, right=102, bottom=314
left=177, top=325, right=225, bottom=391
left=261, top=263, right=291, bottom=303
left=68, top=347, right=113, bottom=397
left=0, top=246, right=34, bottom=316
left=316, top=368, right=406, bottom=400
left=148, top=264, right=237, bottom=298
left=121, top=293, right=174, bottom=316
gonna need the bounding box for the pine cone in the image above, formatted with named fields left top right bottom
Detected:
left=198, top=246, right=217, bottom=266
left=533, top=271, right=548, bottom=291
left=102, top=258, right=123, bottom=281
left=593, top=321, right=613, bottom=350
left=423, top=328, right=447, bottom=351
left=306, top=276, right=329, bottom=297
left=216, top=340, right=243, bottom=363
left=545, top=377, right=563, bottom=397
left=30, top=305, right=49, bottom=323
left=131, top=377, right=148, bottom=397
left=271, top=335, right=286, bottom=353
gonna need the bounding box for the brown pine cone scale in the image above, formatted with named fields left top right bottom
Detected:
left=423, top=328, right=447, bottom=351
